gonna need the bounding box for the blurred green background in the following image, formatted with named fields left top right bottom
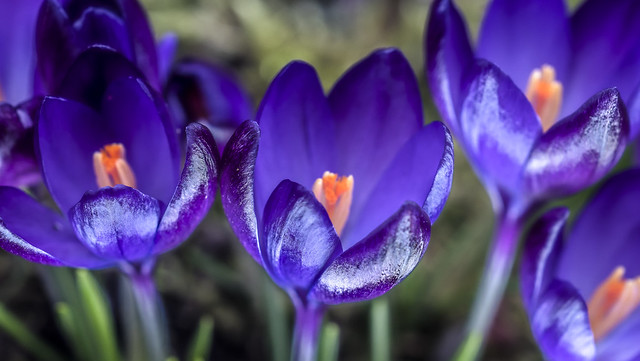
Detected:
left=0, top=0, right=594, bottom=360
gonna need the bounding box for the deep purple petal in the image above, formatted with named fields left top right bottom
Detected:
left=425, top=0, right=474, bottom=134
left=261, top=180, right=342, bottom=291
left=156, top=32, right=178, bottom=84
left=36, top=0, right=80, bottom=93
left=0, top=103, right=39, bottom=187
left=522, top=88, right=628, bottom=201
left=55, top=46, right=145, bottom=109
left=254, top=61, right=335, bottom=218
left=520, top=207, right=569, bottom=312
left=73, top=8, right=133, bottom=59
left=329, top=49, right=423, bottom=225
left=309, top=202, right=430, bottom=304
left=166, top=58, right=253, bottom=149
left=626, top=82, right=640, bottom=140
left=458, top=60, right=541, bottom=195
left=476, top=0, right=570, bottom=92
left=220, top=120, right=261, bottom=264
left=529, top=280, right=596, bottom=361
left=0, top=186, right=112, bottom=268
left=557, top=169, right=640, bottom=300
left=0, top=0, right=40, bottom=103
left=564, top=0, right=640, bottom=115
left=100, top=77, right=180, bottom=205
left=153, top=123, right=219, bottom=255
left=39, top=96, right=109, bottom=213
left=69, top=185, right=161, bottom=262
left=341, top=122, right=453, bottom=248
left=119, top=0, right=160, bottom=90
left=595, top=308, right=640, bottom=361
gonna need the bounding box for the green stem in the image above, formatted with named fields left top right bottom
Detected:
left=371, top=297, right=391, bottom=361
left=317, top=322, right=340, bottom=361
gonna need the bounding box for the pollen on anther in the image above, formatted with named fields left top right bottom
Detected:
left=525, top=64, right=563, bottom=132
left=312, top=171, right=354, bottom=236
left=92, top=143, right=137, bottom=189
left=588, top=266, right=640, bottom=341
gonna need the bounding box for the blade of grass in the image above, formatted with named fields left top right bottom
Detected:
left=187, top=316, right=215, bottom=361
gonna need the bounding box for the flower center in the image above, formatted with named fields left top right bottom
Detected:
left=92, top=143, right=137, bottom=188
left=525, top=64, right=563, bottom=132
left=311, top=171, right=354, bottom=236
left=588, top=266, right=640, bottom=341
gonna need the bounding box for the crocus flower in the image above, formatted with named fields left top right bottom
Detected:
left=0, top=76, right=218, bottom=271
left=425, top=0, right=630, bottom=345
left=165, top=58, right=253, bottom=150
left=220, top=48, right=454, bottom=361
left=0, top=101, right=40, bottom=187
left=36, top=0, right=163, bottom=92
left=522, top=168, right=640, bottom=361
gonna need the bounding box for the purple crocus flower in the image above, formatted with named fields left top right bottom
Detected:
left=0, top=75, right=218, bottom=270
left=165, top=58, right=253, bottom=151
left=220, top=48, right=454, bottom=360
left=0, top=100, right=41, bottom=187
left=426, top=0, right=631, bottom=346
left=36, top=0, right=162, bottom=92
left=522, top=169, right=640, bottom=361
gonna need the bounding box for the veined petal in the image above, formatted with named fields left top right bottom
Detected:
left=530, top=280, right=596, bottom=361
left=154, top=123, right=219, bottom=255
left=521, top=207, right=569, bottom=311
left=309, top=202, right=430, bottom=304
left=458, top=60, right=541, bottom=195
left=425, top=0, right=474, bottom=134
left=329, top=49, right=423, bottom=226
left=564, top=0, right=640, bottom=115
left=261, top=180, right=342, bottom=291
left=69, top=185, right=161, bottom=262
left=0, top=186, right=111, bottom=268
left=477, top=0, right=570, bottom=92
left=254, top=61, right=335, bottom=218
left=341, top=122, right=453, bottom=248
left=220, top=120, right=261, bottom=264
left=522, top=88, right=628, bottom=201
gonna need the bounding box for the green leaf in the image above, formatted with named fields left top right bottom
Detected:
left=187, top=316, right=215, bottom=361
left=317, top=322, right=340, bottom=361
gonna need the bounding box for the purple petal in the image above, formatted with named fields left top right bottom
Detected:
left=69, top=185, right=161, bottom=262
left=36, top=0, right=80, bottom=93
left=39, top=96, right=110, bottom=213
left=557, top=169, right=640, bottom=300
left=626, top=82, right=640, bottom=140
left=55, top=46, right=145, bottom=109
left=522, top=88, right=628, bottom=201
left=341, top=122, right=453, bottom=248
left=0, top=186, right=112, bottom=268
left=254, top=61, right=335, bottom=218
left=0, top=0, right=40, bottom=103
left=329, top=49, right=423, bottom=228
left=220, top=120, right=261, bottom=264
left=166, top=58, right=253, bottom=149
left=261, top=180, right=342, bottom=291
left=153, top=123, right=219, bottom=255
left=458, top=60, right=541, bottom=195
left=520, top=207, right=569, bottom=312
left=0, top=103, right=39, bottom=187
left=425, top=0, right=474, bottom=134
left=529, top=280, right=595, bottom=361
left=309, top=202, right=430, bottom=304
left=156, top=32, right=178, bottom=84
left=595, top=308, right=640, bottom=361
left=564, top=0, right=640, bottom=115
left=476, top=0, right=570, bottom=92
left=100, top=77, right=180, bottom=205
left=73, top=8, right=133, bottom=59
left=118, top=0, right=160, bottom=90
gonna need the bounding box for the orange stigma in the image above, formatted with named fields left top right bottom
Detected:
left=312, top=171, right=354, bottom=236
left=588, top=266, right=640, bottom=341
left=525, top=64, right=563, bottom=132
left=92, top=143, right=137, bottom=188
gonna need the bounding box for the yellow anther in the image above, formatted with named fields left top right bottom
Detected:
left=525, top=64, right=563, bottom=132
left=92, top=143, right=137, bottom=189
left=588, top=266, right=640, bottom=341
left=312, top=171, right=354, bottom=236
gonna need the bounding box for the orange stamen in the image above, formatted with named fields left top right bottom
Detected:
left=588, top=266, right=640, bottom=341
left=92, top=143, right=137, bottom=188
left=312, top=171, right=354, bottom=236
left=525, top=64, right=563, bottom=132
